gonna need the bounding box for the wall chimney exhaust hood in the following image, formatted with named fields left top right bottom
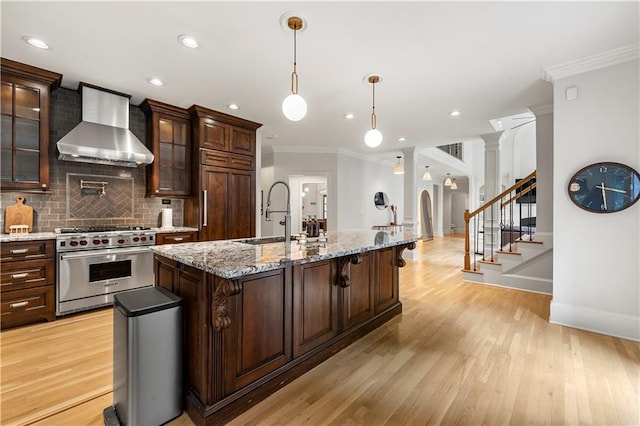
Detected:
left=57, top=83, right=154, bottom=167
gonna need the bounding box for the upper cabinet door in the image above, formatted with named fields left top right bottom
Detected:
left=140, top=99, right=192, bottom=198
left=189, top=105, right=261, bottom=156
left=0, top=58, right=61, bottom=193
left=229, top=126, right=255, bottom=157
left=202, top=120, right=228, bottom=152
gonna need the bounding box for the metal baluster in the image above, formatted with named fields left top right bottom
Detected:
left=490, top=204, right=495, bottom=262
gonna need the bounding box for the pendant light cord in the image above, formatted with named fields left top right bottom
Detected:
left=291, top=26, right=298, bottom=95
left=371, top=80, right=377, bottom=130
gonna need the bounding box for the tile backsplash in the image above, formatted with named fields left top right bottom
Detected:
left=0, top=86, right=184, bottom=232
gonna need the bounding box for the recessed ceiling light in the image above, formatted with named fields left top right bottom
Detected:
left=227, top=104, right=239, bottom=110
left=343, top=113, right=354, bottom=120
left=146, top=77, right=164, bottom=87
left=450, top=110, right=461, bottom=117
left=177, top=34, right=199, bottom=48
left=398, top=137, right=406, bottom=142
left=22, top=36, right=50, bottom=49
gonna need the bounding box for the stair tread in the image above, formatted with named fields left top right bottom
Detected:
left=477, top=258, right=501, bottom=265
left=497, top=249, right=521, bottom=255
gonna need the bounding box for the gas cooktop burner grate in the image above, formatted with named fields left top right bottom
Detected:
left=58, top=225, right=151, bottom=234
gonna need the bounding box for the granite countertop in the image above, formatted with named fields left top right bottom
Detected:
left=150, top=229, right=419, bottom=279
left=0, top=232, right=57, bottom=242
left=152, top=227, right=199, bottom=234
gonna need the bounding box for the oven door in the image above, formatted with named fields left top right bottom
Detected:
left=57, top=246, right=153, bottom=304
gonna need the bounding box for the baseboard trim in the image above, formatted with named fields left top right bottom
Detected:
left=467, top=279, right=552, bottom=296
left=550, top=301, right=640, bottom=342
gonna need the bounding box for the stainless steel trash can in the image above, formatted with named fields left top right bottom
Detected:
left=105, top=287, right=182, bottom=426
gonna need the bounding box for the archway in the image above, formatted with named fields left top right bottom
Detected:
left=420, top=190, right=434, bottom=240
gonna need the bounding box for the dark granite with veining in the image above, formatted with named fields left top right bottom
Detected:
left=151, top=229, right=419, bottom=279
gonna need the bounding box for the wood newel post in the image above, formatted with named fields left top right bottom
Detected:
left=464, top=209, right=471, bottom=270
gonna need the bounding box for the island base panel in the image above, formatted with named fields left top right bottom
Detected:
left=185, top=302, right=402, bottom=426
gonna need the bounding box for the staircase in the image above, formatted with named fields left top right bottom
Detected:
left=462, top=171, right=552, bottom=294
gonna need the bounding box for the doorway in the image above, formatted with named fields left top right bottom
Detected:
left=289, top=175, right=328, bottom=234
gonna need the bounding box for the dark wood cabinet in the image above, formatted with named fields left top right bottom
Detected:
left=374, top=246, right=399, bottom=314
left=292, top=260, right=338, bottom=357
left=140, top=99, right=191, bottom=198
left=190, top=105, right=258, bottom=157
left=0, top=239, right=56, bottom=329
left=223, top=269, right=292, bottom=393
left=156, top=230, right=198, bottom=245
left=186, top=105, right=261, bottom=241
left=0, top=58, right=61, bottom=193
left=340, top=252, right=375, bottom=330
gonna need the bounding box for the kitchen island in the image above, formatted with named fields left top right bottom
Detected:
left=151, top=229, right=417, bottom=425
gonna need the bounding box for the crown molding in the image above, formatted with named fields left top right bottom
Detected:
left=541, top=44, right=639, bottom=82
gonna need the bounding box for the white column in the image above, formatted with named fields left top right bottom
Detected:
left=480, top=131, right=503, bottom=254
left=529, top=104, right=553, bottom=236
left=401, top=147, right=418, bottom=260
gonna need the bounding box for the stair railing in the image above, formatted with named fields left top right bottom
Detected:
left=464, top=170, right=536, bottom=271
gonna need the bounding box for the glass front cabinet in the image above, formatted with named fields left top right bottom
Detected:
left=140, top=98, right=191, bottom=198
left=1, top=58, right=61, bottom=193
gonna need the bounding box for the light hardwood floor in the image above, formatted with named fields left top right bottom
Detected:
left=2, top=236, right=638, bottom=425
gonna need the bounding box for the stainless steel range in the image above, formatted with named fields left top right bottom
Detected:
left=56, top=226, right=156, bottom=315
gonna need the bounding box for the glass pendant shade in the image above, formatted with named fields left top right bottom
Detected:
left=282, top=94, right=307, bottom=121
left=393, top=156, right=404, bottom=174
left=422, top=166, right=432, bottom=181
left=450, top=179, right=458, bottom=190
left=365, top=128, right=383, bottom=147
left=444, top=174, right=452, bottom=186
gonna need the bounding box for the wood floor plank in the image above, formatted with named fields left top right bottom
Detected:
left=2, top=236, right=638, bottom=426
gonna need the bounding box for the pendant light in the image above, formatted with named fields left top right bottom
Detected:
left=364, top=75, right=382, bottom=148
left=282, top=16, right=307, bottom=121
left=450, top=178, right=458, bottom=190
left=422, top=166, right=432, bottom=181
left=393, top=156, right=404, bottom=175
left=444, top=173, right=452, bottom=186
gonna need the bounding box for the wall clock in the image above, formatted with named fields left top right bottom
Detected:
left=568, top=162, right=640, bottom=213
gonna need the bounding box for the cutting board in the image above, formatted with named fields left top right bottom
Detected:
left=4, top=196, right=33, bottom=233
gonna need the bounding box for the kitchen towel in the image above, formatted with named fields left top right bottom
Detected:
left=161, top=208, right=174, bottom=229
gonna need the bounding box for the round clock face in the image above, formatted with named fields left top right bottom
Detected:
left=568, top=162, right=640, bottom=213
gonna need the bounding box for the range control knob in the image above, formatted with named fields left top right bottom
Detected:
left=93, top=239, right=101, bottom=245
left=140, top=236, right=147, bottom=242
left=80, top=240, right=88, bottom=246
left=133, top=237, right=140, bottom=242
left=102, top=239, right=109, bottom=244
left=118, top=239, right=126, bottom=244
left=70, top=241, right=79, bottom=247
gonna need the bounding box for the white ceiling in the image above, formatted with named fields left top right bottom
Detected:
left=2, top=1, right=638, bottom=160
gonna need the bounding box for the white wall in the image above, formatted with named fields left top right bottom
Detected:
left=337, top=152, right=402, bottom=229
left=513, top=124, right=536, bottom=178
left=551, top=59, right=640, bottom=341
left=261, top=149, right=402, bottom=235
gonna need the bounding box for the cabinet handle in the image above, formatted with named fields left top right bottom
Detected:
left=10, top=249, right=28, bottom=254
left=173, top=237, right=184, bottom=241
left=10, top=301, right=29, bottom=308
left=203, top=190, right=208, bottom=227
left=11, top=273, right=28, bottom=279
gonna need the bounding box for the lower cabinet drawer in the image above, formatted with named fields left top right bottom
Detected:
left=157, top=232, right=198, bottom=245
left=0, top=259, right=55, bottom=292
left=0, top=286, right=55, bottom=329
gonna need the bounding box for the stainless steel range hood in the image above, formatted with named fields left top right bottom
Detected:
left=57, top=84, right=154, bottom=167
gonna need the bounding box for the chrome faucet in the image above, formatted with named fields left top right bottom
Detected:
left=265, top=181, right=291, bottom=244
